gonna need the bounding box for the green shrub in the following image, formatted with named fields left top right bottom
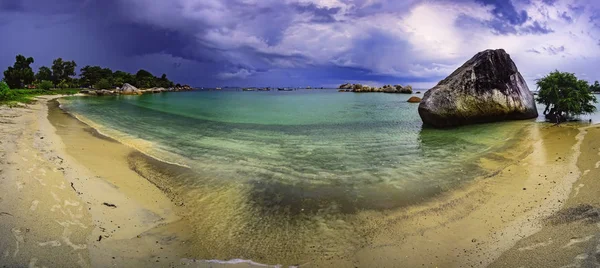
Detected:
left=0, top=81, right=14, bottom=101
left=38, top=80, right=54, bottom=90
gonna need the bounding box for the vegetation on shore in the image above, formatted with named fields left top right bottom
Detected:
left=0, top=81, right=78, bottom=105
left=537, top=71, right=597, bottom=123
left=2, top=54, right=177, bottom=90
left=590, top=80, right=600, bottom=93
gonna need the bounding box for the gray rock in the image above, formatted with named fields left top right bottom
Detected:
left=339, top=83, right=353, bottom=90
left=120, top=83, right=140, bottom=95
left=418, top=49, right=538, bottom=128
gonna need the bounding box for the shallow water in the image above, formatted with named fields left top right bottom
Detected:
left=59, top=89, right=549, bottom=264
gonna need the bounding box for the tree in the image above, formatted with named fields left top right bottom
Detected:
left=158, top=73, right=174, bottom=88
left=80, top=65, right=103, bottom=87
left=536, top=71, right=597, bottom=123
left=3, top=55, right=35, bottom=88
left=94, top=78, right=112, bottom=90
left=135, top=69, right=155, bottom=88
left=38, top=80, right=54, bottom=90
left=590, top=81, right=600, bottom=93
left=36, top=66, right=53, bottom=82
left=51, top=58, right=77, bottom=85
left=57, top=79, right=70, bottom=89
left=79, top=66, right=114, bottom=87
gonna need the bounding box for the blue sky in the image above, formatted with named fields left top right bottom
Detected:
left=0, top=0, right=599, bottom=88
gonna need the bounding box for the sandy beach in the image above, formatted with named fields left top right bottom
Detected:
left=0, top=96, right=599, bottom=267
left=0, top=96, right=182, bottom=267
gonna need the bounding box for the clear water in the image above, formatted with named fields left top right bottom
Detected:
left=60, top=89, right=541, bottom=264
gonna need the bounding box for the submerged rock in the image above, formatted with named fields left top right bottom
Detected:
left=407, top=96, right=421, bottom=103
left=418, top=49, right=537, bottom=128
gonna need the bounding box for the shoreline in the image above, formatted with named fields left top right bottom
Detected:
left=55, top=97, right=192, bottom=170
left=0, top=95, right=597, bottom=267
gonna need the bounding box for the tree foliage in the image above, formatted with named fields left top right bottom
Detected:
left=51, top=58, right=77, bottom=85
left=80, top=66, right=172, bottom=89
left=590, top=81, right=600, bottom=93
left=3, top=55, right=35, bottom=88
left=3, top=54, right=178, bottom=90
left=94, top=78, right=112, bottom=90
left=36, top=66, right=53, bottom=82
left=536, top=71, right=597, bottom=123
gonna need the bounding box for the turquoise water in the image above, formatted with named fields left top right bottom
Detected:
left=60, top=90, right=538, bottom=263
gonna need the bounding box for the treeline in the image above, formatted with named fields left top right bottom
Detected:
left=2, top=54, right=176, bottom=90
left=591, top=81, right=600, bottom=93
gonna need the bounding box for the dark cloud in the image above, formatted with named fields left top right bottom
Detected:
left=0, top=0, right=25, bottom=11
left=292, top=3, right=341, bottom=23
left=560, top=11, right=573, bottom=23
left=0, top=0, right=598, bottom=87
left=522, top=21, right=554, bottom=34
left=475, top=0, right=528, bottom=25
left=543, top=45, right=565, bottom=55
left=542, top=0, right=558, bottom=5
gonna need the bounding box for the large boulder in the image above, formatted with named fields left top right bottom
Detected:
left=418, top=49, right=538, bottom=128
left=120, top=83, right=141, bottom=95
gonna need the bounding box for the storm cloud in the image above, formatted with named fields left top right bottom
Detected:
left=1, top=0, right=599, bottom=87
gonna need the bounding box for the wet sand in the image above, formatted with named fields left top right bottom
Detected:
left=490, top=125, right=600, bottom=268
left=0, top=95, right=598, bottom=267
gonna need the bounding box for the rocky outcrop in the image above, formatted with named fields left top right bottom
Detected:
left=418, top=49, right=538, bottom=128
left=120, top=83, right=141, bottom=95
left=173, top=85, right=194, bottom=92
left=407, top=96, right=421, bottom=103
left=337, top=83, right=414, bottom=93
left=339, top=83, right=353, bottom=90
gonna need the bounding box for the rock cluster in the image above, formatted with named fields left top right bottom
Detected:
left=338, top=84, right=413, bottom=94
left=80, top=84, right=195, bottom=96
left=418, top=49, right=538, bottom=128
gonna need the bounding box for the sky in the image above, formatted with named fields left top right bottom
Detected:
left=0, top=0, right=599, bottom=88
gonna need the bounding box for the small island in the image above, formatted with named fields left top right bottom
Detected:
left=338, top=83, right=414, bottom=93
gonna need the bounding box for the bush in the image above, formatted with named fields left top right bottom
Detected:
left=94, top=78, right=112, bottom=90
left=38, top=80, right=54, bottom=90
left=0, top=81, right=14, bottom=101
